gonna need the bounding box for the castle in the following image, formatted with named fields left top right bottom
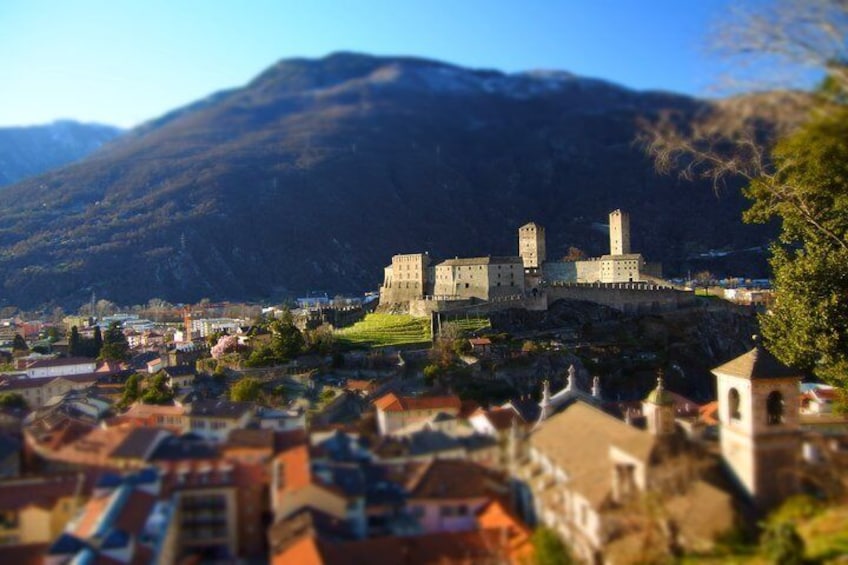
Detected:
left=379, top=210, right=664, bottom=310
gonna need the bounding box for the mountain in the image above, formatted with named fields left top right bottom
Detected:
left=0, top=120, right=123, bottom=187
left=0, top=52, right=772, bottom=310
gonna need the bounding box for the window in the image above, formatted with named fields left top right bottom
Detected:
left=767, top=391, right=784, bottom=425
left=728, top=388, right=741, bottom=421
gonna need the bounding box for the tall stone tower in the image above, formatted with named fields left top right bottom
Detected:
left=518, top=222, right=546, bottom=270
left=609, top=209, right=631, bottom=256
left=712, top=338, right=802, bottom=511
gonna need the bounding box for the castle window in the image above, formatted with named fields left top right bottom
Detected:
left=728, top=388, right=741, bottom=421
left=767, top=391, right=784, bottom=425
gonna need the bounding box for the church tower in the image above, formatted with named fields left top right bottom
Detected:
left=642, top=372, right=675, bottom=436
left=712, top=337, right=802, bottom=511
left=518, top=222, right=546, bottom=270
left=609, top=209, right=631, bottom=256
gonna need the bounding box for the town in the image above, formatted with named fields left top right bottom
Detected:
left=0, top=210, right=844, bottom=564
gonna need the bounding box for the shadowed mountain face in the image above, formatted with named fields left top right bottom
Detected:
left=0, top=121, right=122, bottom=188
left=0, top=53, right=770, bottom=309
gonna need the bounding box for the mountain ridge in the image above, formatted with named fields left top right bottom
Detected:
left=0, top=53, right=770, bottom=309
left=0, top=120, right=123, bottom=188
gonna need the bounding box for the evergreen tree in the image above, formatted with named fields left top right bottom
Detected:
left=11, top=334, right=28, bottom=353
left=118, top=373, right=142, bottom=408
left=269, top=317, right=305, bottom=361
left=93, top=326, right=103, bottom=357
left=98, top=322, right=129, bottom=361
left=69, top=326, right=81, bottom=356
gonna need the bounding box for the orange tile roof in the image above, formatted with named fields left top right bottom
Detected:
left=50, top=425, right=137, bottom=468
left=271, top=535, right=324, bottom=565
left=698, top=401, right=719, bottom=426
left=275, top=529, right=515, bottom=564
left=406, top=459, right=504, bottom=500
left=373, top=393, right=462, bottom=413
left=483, top=407, right=518, bottom=430
left=277, top=445, right=312, bottom=493
left=73, top=494, right=111, bottom=538
left=476, top=499, right=533, bottom=561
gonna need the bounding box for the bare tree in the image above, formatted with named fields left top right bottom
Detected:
left=642, top=0, right=848, bottom=251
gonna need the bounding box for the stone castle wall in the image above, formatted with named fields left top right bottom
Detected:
left=545, top=282, right=696, bottom=313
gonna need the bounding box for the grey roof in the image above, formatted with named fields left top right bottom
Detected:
left=437, top=256, right=523, bottom=267
left=530, top=400, right=656, bottom=508
left=712, top=344, right=800, bottom=381
left=188, top=399, right=253, bottom=419
left=163, top=365, right=196, bottom=378
left=109, top=428, right=169, bottom=460
left=148, top=435, right=219, bottom=461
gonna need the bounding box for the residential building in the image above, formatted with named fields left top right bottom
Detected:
left=25, top=357, right=97, bottom=379
left=373, top=393, right=462, bottom=436
left=184, top=400, right=255, bottom=441
left=0, top=474, right=92, bottom=547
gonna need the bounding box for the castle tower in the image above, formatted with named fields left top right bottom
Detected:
left=712, top=337, right=802, bottom=511
left=609, top=209, right=631, bottom=256
left=518, top=222, right=546, bottom=270
left=642, top=371, right=675, bottom=436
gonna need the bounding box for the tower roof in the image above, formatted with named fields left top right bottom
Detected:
left=519, top=222, right=543, bottom=230
left=711, top=339, right=800, bottom=380
left=645, top=375, right=674, bottom=406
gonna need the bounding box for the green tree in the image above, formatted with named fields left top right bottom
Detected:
left=141, top=373, right=174, bottom=405
left=45, top=326, right=59, bottom=342
left=229, top=377, right=262, bottom=402
left=759, top=521, right=805, bottom=565
left=119, top=373, right=142, bottom=408
left=93, top=325, right=103, bottom=356
left=0, top=392, right=27, bottom=409
left=744, top=108, right=848, bottom=387
left=269, top=317, right=305, bottom=361
left=99, top=322, right=129, bottom=362
left=11, top=334, right=28, bottom=353
left=531, top=526, right=572, bottom=565
left=69, top=326, right=81, bottom=356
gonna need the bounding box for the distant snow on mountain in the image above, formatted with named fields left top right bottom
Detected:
left=0, top=121, right=123, bottom=187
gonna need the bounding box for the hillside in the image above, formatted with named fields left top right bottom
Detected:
left=0, top=120, right=122, bottom=187
left=0, top=53, right=773, bottom=309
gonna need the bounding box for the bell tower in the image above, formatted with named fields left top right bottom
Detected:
left=643, top=371, right=675, bottom=436
left=712, top=337, right=802, bottom=511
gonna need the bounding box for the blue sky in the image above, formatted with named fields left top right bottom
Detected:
left=2, top=0, right=732, bottom=128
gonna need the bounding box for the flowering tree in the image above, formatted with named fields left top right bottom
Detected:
left=211, top=334, right=239, bottom=360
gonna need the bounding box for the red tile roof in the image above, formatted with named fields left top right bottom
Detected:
left=406, top=459, right=504, bottom=500
left=274, top=529, right=516, bottom=564
left=373, top=393, right=461, bottom=413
